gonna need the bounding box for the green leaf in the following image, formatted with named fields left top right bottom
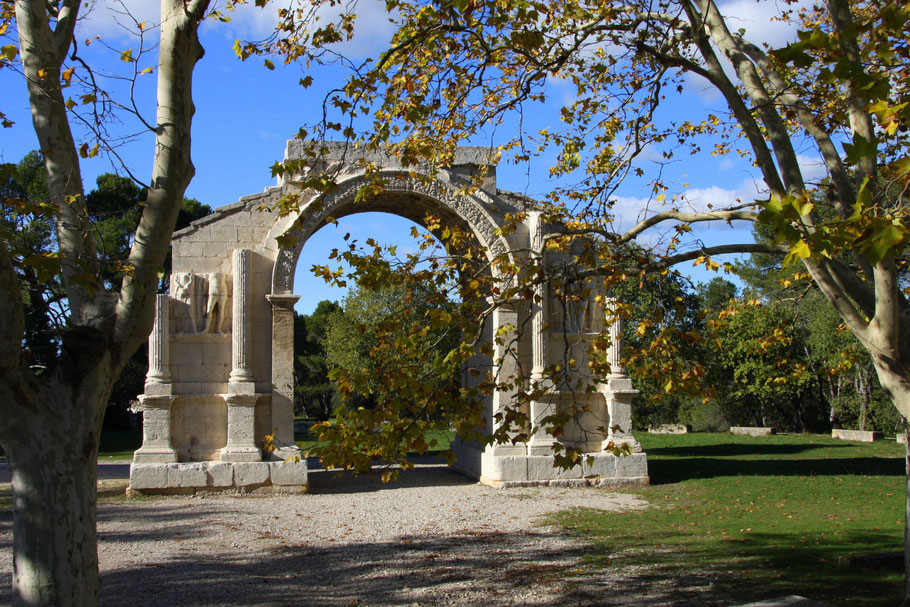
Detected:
left=1, top=44, right=17, bottom=62
left=120, top=49, right=134, bottom=62
left=865, top=223, right=906, bottom=265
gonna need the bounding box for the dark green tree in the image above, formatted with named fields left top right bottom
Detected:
left=294, top=299, right=341, bottom=420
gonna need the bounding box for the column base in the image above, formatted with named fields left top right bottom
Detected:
left=451, top=438, right=649, bottom=487
left=220, top=447, right=262, bottom=462
left=132, top=447, right=178, bottom=464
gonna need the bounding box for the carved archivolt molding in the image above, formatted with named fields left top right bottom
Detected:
left=271, top=169, right=514, bottom=294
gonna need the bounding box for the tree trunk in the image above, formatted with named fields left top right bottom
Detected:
left=3, top=380, right=108, bottom=606
left=904, top=420, right=910, bottom=607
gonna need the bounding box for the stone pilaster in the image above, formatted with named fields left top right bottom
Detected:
left=489, top=304, right=526, bottom=456
left=229, top=248, right=254, bottom=385
left=267, top=293, right=301, bottom=459
left=132, top=395, right=178, bottom=463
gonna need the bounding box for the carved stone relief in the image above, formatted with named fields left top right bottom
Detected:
left=172, top=272, right=233, bottom=334
left=204, top=272, right=232, bottom=334
left=550, top=285, right=604, bottom=335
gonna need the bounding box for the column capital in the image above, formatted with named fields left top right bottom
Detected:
left=266, top=293, right=300, bottom=310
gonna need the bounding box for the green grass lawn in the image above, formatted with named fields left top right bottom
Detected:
left=549, top=432, right=906, bottom=606
left=98, top=429, right=142, bottom=460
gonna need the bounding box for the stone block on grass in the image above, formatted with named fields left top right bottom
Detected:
left=730, top=427, right=775, bottom=437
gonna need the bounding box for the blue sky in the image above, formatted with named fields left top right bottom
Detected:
left=0, top=0, right=817, bottom=313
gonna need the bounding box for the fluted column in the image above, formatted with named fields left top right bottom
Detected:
left=222, top=248, right=261, bottom=462
left=530, top=212, right=547, bottom=380
left=601, top=296, right=641, bottom=452
left=146, top=293, right=172, bottom=384
left=229, top=248, right=254, bottom=385
left=134, top=294, right=178, bottom=463
left=605, top=296, right=626, bottom=379
left=528, top=212, right=555, bottom=455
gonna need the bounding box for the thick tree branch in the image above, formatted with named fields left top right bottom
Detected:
left=678, top=0, right=786, bottom=198
left=739, top=41, right=856, bottom=217
left=15, top=0, right=102, bottom=326
left=695, top=0, right=806, bottom=198
left=872, top=256, right=900, bottom=356
left=802, top=257, right=871, bottom=340
left=825, top=0, right=878, bottom=188
left=113, top=0, right=210, bottom=358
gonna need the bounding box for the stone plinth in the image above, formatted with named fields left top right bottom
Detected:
left=730, top=427, right=775, bottom=437
left=831, top=429, right=883, bottom=443
left=129, top=460, right=308, bottom=494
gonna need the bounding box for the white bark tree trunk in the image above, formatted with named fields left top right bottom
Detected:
left=6, top=380, right=109, bottom=606
left=1, top=0, right=211, bottom=604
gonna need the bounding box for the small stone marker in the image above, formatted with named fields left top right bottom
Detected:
left=897, top=434, right=908, bottom=445
left=831, top=429, right=882, bottom=443
left=648, top=424, right=690, bottom=434
left=729, top=427, right=775, bottom=437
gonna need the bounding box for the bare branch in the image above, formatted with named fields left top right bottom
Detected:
left=648, top=242, right=789, bottom=270
left=617, top=207, right=758, bottom=243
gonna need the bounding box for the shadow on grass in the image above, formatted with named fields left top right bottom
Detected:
left=307, top=462, right=475, bottom=495
left=647, top=442, right=852, bottom=458
left=648, top=456, right=905, bottom=484
left=580, top=526, right=903, bottom=607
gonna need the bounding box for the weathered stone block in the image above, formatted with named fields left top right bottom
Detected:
left=167, top=463, right=208, bottom=487
left=527, top=456, right=583, bottom=481
left=614, top=453, right=648, bottom=478
left=582, top=454, right=617, bottom=478
left=234, top=462, right=270, bottom=486
left=268, top=460, right=308, bottom=486
left=730, top=426, right=775, bottom=437
left=649, top=424, right=690, bottom=434
left=481, top=453, right=528, bottom=482
left=831, top=429, right=883, bottom=443
left=207, top=462, right=234, bottom=487
left=129, top=464, right=169, bottom=489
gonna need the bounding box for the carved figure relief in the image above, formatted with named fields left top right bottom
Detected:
left=172, top=272, right=232, bottom=334
left=552, top=286, right=604, bottom=335
left=204, top=272, right=232, bottom=334
left=173, top=272, right=204, bottom=334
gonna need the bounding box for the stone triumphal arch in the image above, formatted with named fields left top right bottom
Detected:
left=129, top=142, right=648, bottom=493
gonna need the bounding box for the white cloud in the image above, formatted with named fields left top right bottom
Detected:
left=216, top=0, right=397, bottom=59
left=76, top=0, right=160, bottom=40
left=611, top=176, right=765, bottom=234
left=717, top=0, right=810, bottom=49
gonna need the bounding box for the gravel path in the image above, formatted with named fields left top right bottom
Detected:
left=1, top=462, right=702, bottom=606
